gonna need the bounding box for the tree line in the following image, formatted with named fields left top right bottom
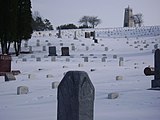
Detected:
left=57, top=16, right=101, bottom=30
left=0, top=0, right=32, bottom=56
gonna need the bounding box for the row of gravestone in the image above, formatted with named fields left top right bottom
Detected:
left=17, top=56, right=124, bottom=65
left=96, top=26, right=160, bottom=38
left=9, top=81, right=59, bottom=95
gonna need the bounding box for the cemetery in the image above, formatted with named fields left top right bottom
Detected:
left=0, top=26, right=160, bottom=120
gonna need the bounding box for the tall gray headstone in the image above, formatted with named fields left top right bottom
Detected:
left=151, top=49, right=160, bottom=88
left=57, top=71, right=95, bottom=120
left=74, top=31, right=78, bottom=40
left=49, top=46, right=57, bottom=56
left=58, top=27, right=62, bottom=38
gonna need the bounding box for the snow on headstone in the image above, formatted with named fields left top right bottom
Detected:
left=28, top=74, right=36, bottom=79
left=116, top=76, right=123, bottom=80
left=57, top=71, right=95, bottom=120
left=17, top=86, right=29, bottom=95
left=52, top=81, right=59, bottom=89
left=108, top=92, right=119, bottom=99
left=5, top=73, right=16, bottom=82
left=46, top=74, right=54, bottom=78
left=119, top=57, right=124, bottom=66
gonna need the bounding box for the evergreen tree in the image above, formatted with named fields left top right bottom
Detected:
left=0, top=0, right=18, bottom=54
left=14, top=0, right=33, bottom=56
left=44, top=19, right=53, bottom=31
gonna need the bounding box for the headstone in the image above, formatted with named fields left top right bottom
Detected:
left=28, top=74, right=35, bottom=79
left=151, top=49, right=160, bottom=88
left=74, top=31, right=78, bottom=40
left=58, top=27, right=62, bottom=38
left=154, top=44, right=158, bottom=49
left=44, top=55, right=48, bottom=58
left=66, top=58, right=70, bottom=62
left=52, top=81, right=59, bottom=89
left=71, top=45, right=76, bottom=51
left=36, top=57, right=41, bottom=62
left=86, top=46, right=89, bottom=51
left=85, top=32, right=90, bottom=38
left=29, top=46, right=32, bottom=53
left=94, top=39, right=98, bottom=43
left=31, top=55, right=35, bottom=58
left=49, top=46, right=57, bottom=56
left=102, top=57, right=106, bottom=62
left=47, top=42, right=51, bottom=46
left=113, top=55, right=117, bottom=59
left=78, top=63, right=84, bottom=67
left=116, top=76, right=123, bottom=80
left=119, top=57, right=124, bottom=66
left=60, top=43, right=63, bottom=46
left=22, top=58, right=27, bottom=62
left=105, top=47, right=108, bottom=51
left=0, top=55, right=11, bottom=74
left=17, top=86, right=29, bottom=95
left=57, top=71, right=95, bottom=120
left=36, top=41, right=40, bottom=46
left=92, top=31, right=96, bottom=40
left=5, top=73, right=16, bottom=82
left=46, top=74, right=54, bottom=78
left=61, top=47, right=70, bottom=56
left=108, top=92, right=119, bottom=99
left=42, top=46, right=46, bottom=51
left=51, top=56, right=56, bottom=62
left=24, top=41, right=28, bottom=48
left=84, top=57, right=88, bottom=62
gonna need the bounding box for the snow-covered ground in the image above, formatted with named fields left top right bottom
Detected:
left=0, top=26, right=160, bottom=120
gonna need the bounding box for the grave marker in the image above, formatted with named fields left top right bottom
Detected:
left=5, top=73, right=16, bottom=82
left=74, top=31, right=78, bottom=40
left=57, top=71, right=95, bottom=120
left=58, top=27, right=62, bottom=38
left=17, top=86, right=29, bottom=95
left=0, top=55, right=11, bottom=74
left=84, top=57, right=88, bottom=62
left=61, top=47, right=70, bottom=56
left=49, top=46, right=57, bottom=56
left=151, top=49, right=160, bottom=88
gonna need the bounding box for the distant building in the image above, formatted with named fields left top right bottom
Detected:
left=123, top=6, right=134, bottom=27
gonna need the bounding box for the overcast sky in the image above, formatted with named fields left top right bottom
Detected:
left=31, top=0, right=160, bottom=28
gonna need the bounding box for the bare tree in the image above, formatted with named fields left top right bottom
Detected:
left=79, top=16, right=101, bottom=28
left=88, top=16, right=101, bottom=28
left=132, top=13, right=143, bottom=27
left=79, top=16, right=90, bottom=27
